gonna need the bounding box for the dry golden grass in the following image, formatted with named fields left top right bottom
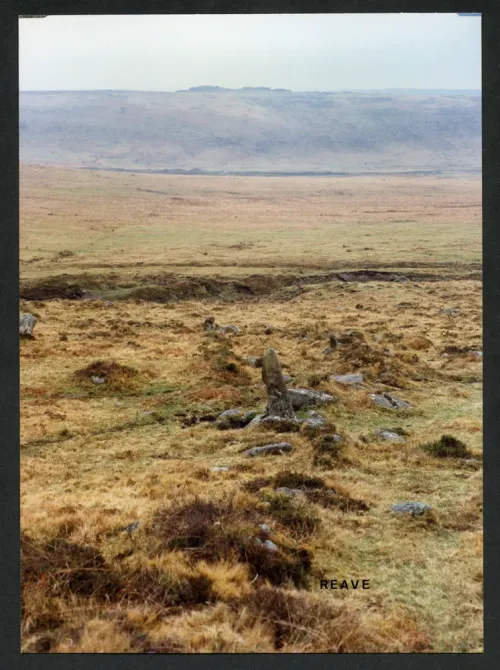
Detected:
left=20, top=165, right=482, bottom=653
left=20, top=163, right=481, bottom=280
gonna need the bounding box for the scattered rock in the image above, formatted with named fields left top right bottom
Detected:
left=282, top=375, right=294, bottom=384
left=216, top=409, right=258, bottom=430
left=91, top=376, right=106, bottom=385
left=219, top=324, right=240, bottom=335
left=331, top=373, right=364, bottom=386
left=210, top=466, right=229, bottom=472
left=391, top=502, right=432, bottom=516
left=470, top=350, right=483, bottom=359
left=373, top=429, right=405, bottom=442
left=300, top=411, right=333, bottom=437
left=203, top=316, right=240, bottom=335
left=369, top=393, right=412, bottom=410
left=243, top=443, right=293, bottom=458
left=287, top=388, right=336, bottom=410
left=262, top=349, right=296, bottom=419
left=263, top=539, right=278, bottom=552
left=440, top=307, right=460, bottom=317
left=19, top=313, right=37, bottom=338
left=264, top=325, right=274, bottom=335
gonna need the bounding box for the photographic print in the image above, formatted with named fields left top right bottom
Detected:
left=19, top=12, right=482, bottom=654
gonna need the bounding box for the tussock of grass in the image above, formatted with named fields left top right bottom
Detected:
left=421, top=434, right=471, bottom=459
left=150, top=495, right=314, bottom=587
left=73, top=359, right=146, bottom=393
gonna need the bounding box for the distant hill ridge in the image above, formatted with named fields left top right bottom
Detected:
left=19, top=88, right=481, bottom=173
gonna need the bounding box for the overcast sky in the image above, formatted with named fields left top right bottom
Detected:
left=19, top=13, right=481, bottom=92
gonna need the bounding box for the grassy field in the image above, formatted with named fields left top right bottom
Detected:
left=20, top=164, right=482, bottom=653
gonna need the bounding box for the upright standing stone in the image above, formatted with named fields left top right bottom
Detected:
left=262, top=348, right=296, bottom=419
left=19, top=313, right=37, bottom=338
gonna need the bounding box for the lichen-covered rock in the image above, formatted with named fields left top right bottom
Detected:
left=391, top=502, right=432, bottom=516
left=300, top=410, right=334, bottom=437
left=243, top=443, right=293, bottom=457
left=287, top=388, right=337, bottom=410
left=219, top=324, right=240, bottom=335
left=331, top=373, right=364, bottom=386
left=19, top=313, right=37, bottom=338
left=369, top=393, right=412, bottom=410
left=373, top=429, right=405, bottom=442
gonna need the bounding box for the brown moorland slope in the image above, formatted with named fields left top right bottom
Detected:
left=19, top=88, right=481, bottom=173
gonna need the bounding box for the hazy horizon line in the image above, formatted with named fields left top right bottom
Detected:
left=20, top=86, right=482, bottom=93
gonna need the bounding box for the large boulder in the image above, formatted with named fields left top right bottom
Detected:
left=287, top=388, right=337, bottom=410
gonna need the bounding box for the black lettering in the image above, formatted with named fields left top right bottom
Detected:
left=362, top=579, right=370, bottom=589
left=340, top=580, right=348, bottom=589
left=350, top=580, right=359, bottom=589
left=320, top=580, right=328, bottom=589
left=331, top=580, right=338, bottom=589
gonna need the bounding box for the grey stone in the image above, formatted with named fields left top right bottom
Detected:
left=245, top=413, right=266, bottom=428
left=331, top=373, right=364, bottom=386
left=19, top=313, right=37, bottom=337
left=262, top=349, right=296, bottom=419
left=263, top=540, right=278, bottom=552
left=210, top=466, right=229, bottom=472
left=91, top=376, right=106, bottom=385
left=374, top=429, right=405, bottom=442
left=243, top=442, right=293, bottom=457
left=440, top=307, right=460, bottom=317
left=219, top=324, right=240, bottom=335
left=470, top=350, right=483, bottom=359
left=391, top=502, right=432, bottom=516
left=301, top=410, right=330, bottom=436
left=288, top=387, right=336, bottom=410
left=370, top=393, right=412, bottom=410
left=283, top=375, right=294, bottom=384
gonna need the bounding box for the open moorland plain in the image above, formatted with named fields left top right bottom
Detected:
left=20, top=164, right=482, bottom=653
